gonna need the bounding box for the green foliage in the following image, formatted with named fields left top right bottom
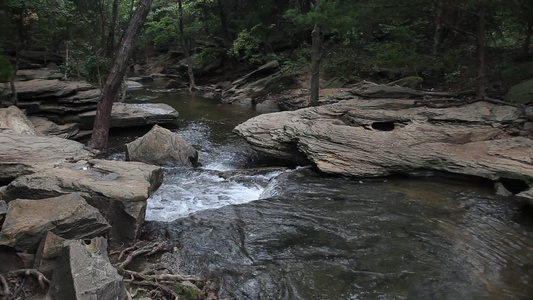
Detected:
left=230, top=25, right=269, bottom=64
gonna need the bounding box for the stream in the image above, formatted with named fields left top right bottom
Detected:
left=114, top=81, right=533, bottom=299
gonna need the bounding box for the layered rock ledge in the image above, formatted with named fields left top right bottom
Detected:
left=234, top=99, right=533, bottom=201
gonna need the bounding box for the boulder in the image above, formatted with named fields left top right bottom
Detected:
left=0, top=200, right=6, bottom=227
left=126, top=80, right=143, bottom=90
left=234, top=100, right=533, bottom=192
left=526, top=105, right=533, bottom=121
left=505, top=78, right=533, bottom=104
left=34, top=231, right=67, bottom=278
left=166, top=78, right=186, bottom=89
left=126, top=125, right=198, bottom=167
left=49, top=238, right=126, bottom=300
left=77, top=102, right=179, bottom=129
left=2, top=159, right=163, bottom=247
left=0, top=194, right=110, bottom=253
left=0, top=132, right=96, bottom=183
left=0, top=106, right=38, bottom=135
left=348, top=82, right=425, bottom=98
left=29, top=116, right=79, bottom=139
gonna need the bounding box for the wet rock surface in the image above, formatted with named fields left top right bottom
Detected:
left=142, top=169, right=533, bottom=300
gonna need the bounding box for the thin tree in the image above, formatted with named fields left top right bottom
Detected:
left=88, top=0, right=153, bottom=150
left=475, top=0, right=486, bottom=99
left=178, top=0, right=198, bottom=92
left=309, top=22, right=323, bottom=106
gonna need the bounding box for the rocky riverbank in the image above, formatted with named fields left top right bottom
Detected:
left=0, top=99, right=208, bottom=299
left=234, top=87, right=533, bottom=204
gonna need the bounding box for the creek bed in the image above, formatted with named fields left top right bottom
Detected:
left=113, top=83, right=533, bottom=299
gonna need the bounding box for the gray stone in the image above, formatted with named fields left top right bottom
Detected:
left=34, top=231, right=67, bottom=278
left=126, top=124, right=198, bottom=167
left=0, top=106, right=38, bottom=135
left=234, top=99, right=533, bottom=185
left=29, top=116, right=79, bottom=139
left=2, top=159, right=163, bottom=247
left=0, top=200, right=6, bottom=227
left=348, top=83, right=425, bottom=98
left=50, top=238, right=126, bottom=300
left=0, top=194, right=110, bottom=253
left=494, top=182, right=514, bottom=197
left=126, top=80, right=143, bottom=90
left=9, top=79, right=94, bottom=100
left=0, top=132, right=96, bottom=182
left=15, top=68, right=64, bottom=81
left=166, top=79, right=186, bottom=89
left=58, top=88, right=101, bottom=104
left=77, top=102, right=179, bottom=129
left=526, top=105, right=533, bottom=121
left=517, top=188, right=533, bottom=205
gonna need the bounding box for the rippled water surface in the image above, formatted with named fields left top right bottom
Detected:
left=124, top=83, right=533, bottom=299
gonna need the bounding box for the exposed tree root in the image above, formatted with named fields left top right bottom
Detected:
left=9, top=269, right=50, bottom=290
left=114, top=241, right=168, bottom=269
left=0, top=274, right=9, bottom=300
left=113, top=241, right=211, bottom=299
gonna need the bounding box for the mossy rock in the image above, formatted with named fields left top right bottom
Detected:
left=505, top=78, right=533, bottom=104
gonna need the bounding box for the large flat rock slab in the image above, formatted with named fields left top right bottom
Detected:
left=0, top=132, right=95, bottom=182
left=235, top=100, right=533, bottom=193
left=77, top=102, right=179, bottom=129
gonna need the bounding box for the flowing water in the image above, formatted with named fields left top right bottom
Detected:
left=119, top=82, right=533, bottom=300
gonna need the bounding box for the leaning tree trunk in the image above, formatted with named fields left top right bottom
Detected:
left=88, top=0, right=153, bottom=150
left=9, top=44, right=20, bottom=106
left=475, top=0, right=486, bottom=100
left=310, top=23, right=323, bottom=106
left=178, top=0, right=197, bottom=92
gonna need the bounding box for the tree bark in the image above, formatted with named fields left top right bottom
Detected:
left=216, top=0, right=231, bottom=43
left=178, top=0, right=198, bottom=92
left=107, top=0, right=120, bottom=60
left=475, top=0, right=486, bottom=100
left=88, top=0, right=153, bottom=150
left=9, top=44, right=20, bottom=106
left=310, top=23, right=323, bottom=106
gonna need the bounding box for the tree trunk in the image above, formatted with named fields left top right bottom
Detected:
left=9, top=44, right=20, bottom=106
left=310, top=23, right=323, bottom=106
left=216, top=0, right=230, bottom=43
left=475, top=0, right=486, bottom=99
left=107, top=0, right=120, bottom=60
left=88, top=0, right=153, bottom=150
left=178, top=0, right=198, bottom=92
left=432, top=0, right=444, bottom=55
